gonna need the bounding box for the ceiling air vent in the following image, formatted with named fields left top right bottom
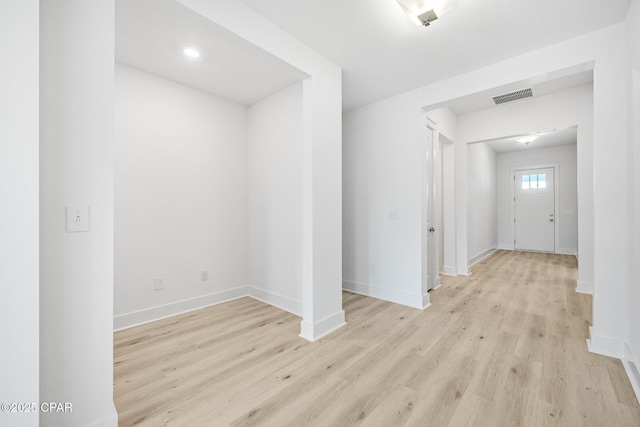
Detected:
left=492, top=88, right=534, bottom=105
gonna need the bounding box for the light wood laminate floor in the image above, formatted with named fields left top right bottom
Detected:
left=114, top=250, right=640, bottom=426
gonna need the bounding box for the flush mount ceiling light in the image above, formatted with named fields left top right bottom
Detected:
left=396, top=0, right=459, bottom=26
left=516, top=135, right=539, bottom=145
left=183, top=47, right=201, bottom=58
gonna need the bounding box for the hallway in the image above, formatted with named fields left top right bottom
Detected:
left=114, top=250, right=640, bottom=426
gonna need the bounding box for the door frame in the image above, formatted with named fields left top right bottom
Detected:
left=510, top=163, right=560, bottom=252
left=423, top=126, right=441, bottom=291
left=421, top=123, right=443, bottom=298
left=430, top=126, right=442, bottom=290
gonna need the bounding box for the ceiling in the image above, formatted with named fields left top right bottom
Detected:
left=447, top=70, right=593, bottom=115
left=115, top=0, right=304, bottom=106
left=478, top=126, right=577, bottom=154
left=236, top=0, right=630, bottom=110
left=116, top=0, right=630, bottom=111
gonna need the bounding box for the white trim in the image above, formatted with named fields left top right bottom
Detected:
left=587, top=326, right=624, bottom=359
left=442, top=265, right=457, bottom=276
left=113, top=287, right=249, bottom=331
left=248, top=286, right=302, bottom=317
left=468, top=247, right=497, bottom=267
left=576, top=281, right=594, bottom=294
left=457, top=266, right=471, bottom=276
left=422, top=292, right=432, bottom=309
left=432, top=276, right=442, bottom=289
left=498, top=244, right=513, bottom=250
left=114, top=286, right=306, bottom=331
left=510, top=163, right=560, bottom=253
left=85, top=402, right=118, bottom=427
left=343, top=280, right=430, bottom=309
left=622, top=342, right=640, bottom=405
left=556, top=248, right=577, bottom=256
left=299, top=310, right=346, bottom=342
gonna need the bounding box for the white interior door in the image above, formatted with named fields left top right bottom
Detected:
left=431, top=132, right=441, bottom=289
left=424, top=129, right=440, bottom=291
left=424, top=130, right=434, bottom=291
left=514, top=167, right=555, bottom=252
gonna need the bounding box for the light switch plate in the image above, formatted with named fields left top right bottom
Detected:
left=66, top=206, right=90, bottom=232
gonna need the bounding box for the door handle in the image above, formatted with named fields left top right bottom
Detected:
left=549, top=219, right=554, bottom=222
left=429, top=227, right=435, bottom=232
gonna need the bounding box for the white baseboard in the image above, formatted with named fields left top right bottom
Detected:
left=299, top=310, right=346, bottom=342
left=556, top=248, right=577, bottom=256
left=457, top=266, right=470, bottom=276
left=86, top=402, right=118, bottom=427
left=576, top=281, right=594, bottom=294
left=468, top=248, right=497, bottom=267
left=622, top=342, right=640, bottom=405
left=113, top=286, right=248, bottom=331
left=587, top=326, right=624, bottom=359
left=115, top=285, right=349, bottom=343
left=432, top=276, right=442, bottom=290
left=342, top=280, right=429, bottom=309
left=496, top=245, right=576, bottom=257
left=442, top=265, right=457, bottom=276
left=114, top=285, right=305, bottom=331
left=248, top=286, right=302, bottom=317
left=422, top=292, right=431, bottom=309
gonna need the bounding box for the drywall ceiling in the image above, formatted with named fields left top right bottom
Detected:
left=447, top=70, right=594, bottom=115
left=478, top=126, right=577, bottom=154
left=116, top=0, right=304, bottom=106
left=237, top=0, right=630, bottom=110
left=116, top=0, right=629, bottom=111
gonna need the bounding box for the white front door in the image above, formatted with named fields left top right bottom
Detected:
left=514, top=167, right=555, bottom=252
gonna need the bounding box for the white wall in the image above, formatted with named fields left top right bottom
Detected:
left=343, top=97, right=425, bottom=308
left=0, top=1, right=39, bottom=426
left=248, top=83, right=303, bottom=315
left=114, top=64, right=249, bottom=328
left=343, top=23, right=628, bottom=359
left=588, top=28, right=629, bottom=359
left=40, top=1, right=117, bottom=426
left=426, top=108, right=457, bottom=141
left=441, top=139, right=457, bottom=275
left=179, top=0, right=344, bottom=341
left=496, top=145, right=578, bottom=254
left=625, top=0, right=640, bottom=401
left=457, top=84, right=592, bottom=289
left=467, top=143, right=497, bottom=264
left=343, top=83, right=590, bottom=305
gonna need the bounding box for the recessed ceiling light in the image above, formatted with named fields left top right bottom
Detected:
left=183, top=47, right=200, bottom=58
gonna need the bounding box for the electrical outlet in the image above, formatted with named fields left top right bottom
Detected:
left=201, top=270, right=209, bottom=281
left=154, top=278, right=164, bottom=291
